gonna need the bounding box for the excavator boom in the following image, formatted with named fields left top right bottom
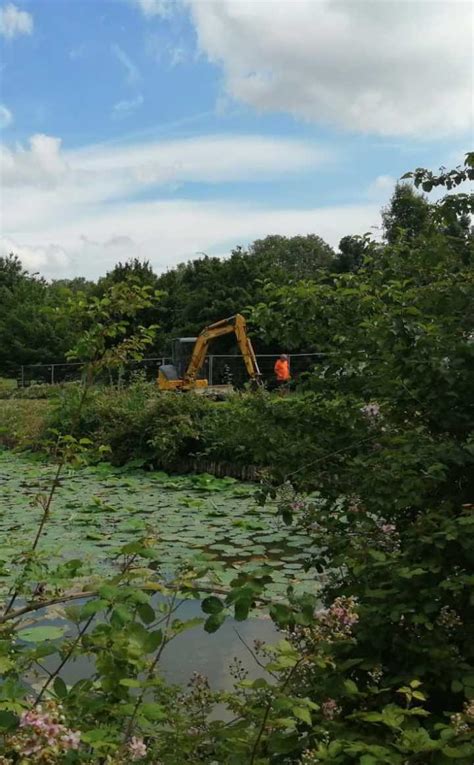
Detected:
left=184, top=314, right=260, bottom=383
left=158, top=314, right=261, bottom=392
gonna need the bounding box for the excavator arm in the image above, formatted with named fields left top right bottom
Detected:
left=183, top=314, right=261, bottom=384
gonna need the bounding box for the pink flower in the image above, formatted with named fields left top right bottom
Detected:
left=347, top=495, right=363, bottom=514
left=290, top=500, right=305, bottom=512
left=321, top=698, right=340, bottom=720
left=317, top=596, right=359, bottom=639
left=375, top=520, right=400, bottom=551
left=128, top=736, right=147, bottom=760
left=62, top=730, right=81, bottom=749
left=360, top=402, right=381, bottom=419
left=15, top=701, right=81, bottom=759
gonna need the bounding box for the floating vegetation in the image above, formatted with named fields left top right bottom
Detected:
left=0, top=451, right=319, bottom=600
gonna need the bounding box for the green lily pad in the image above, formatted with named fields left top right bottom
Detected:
left=19, top=625, right=66, bottom=642
left=0, top=453, right=319, bottom=597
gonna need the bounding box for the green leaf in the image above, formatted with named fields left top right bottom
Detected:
left=138, top=603, right=155, bottom=625
left=380, top=704, right=405, bottom=729
left=53, top=677, right=68, bottom=699
left=201, top=596, right=224, bottom=614
left=81, top=727, right=120, bottom=746
left=140, top=702, right=166, bottom=721
left=111, top=605, right=134, bottom=626
left=234, top=597, right=251, bottom=621
left=412, top=690, right=426, bottom=700
left=463, top=673, right=474, bottom=687
left=344, top=679, right=358, bottom=695
left=0, top=657, right=14, bottom=673
left=119, top=678, right=142, bottom=688
left=144, top=629, right=163, bottom=653
left=204, top=611, right=226, bottom=633
left=18, top=625, right=66, bottom=642
left=293, top=706, right=312, bottom=725
left=269, top=603, right=293, bottom=626
left=0, top=711, right=18, bottom=731
left=80, top=599, right=108, bottom=620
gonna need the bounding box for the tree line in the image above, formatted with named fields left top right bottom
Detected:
left=1, top=179, right=472, bottom=377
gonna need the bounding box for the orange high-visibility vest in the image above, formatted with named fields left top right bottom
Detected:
left=274, top=359, right=290, bottom=381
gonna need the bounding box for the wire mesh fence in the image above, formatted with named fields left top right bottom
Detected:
left=206, top=353, right=326, bottom=387
left=17, top=353, right=326, bottom=389
left=16, top=358, right=171, bottom=387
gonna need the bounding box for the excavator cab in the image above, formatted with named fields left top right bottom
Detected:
left=172, top=337, right=198, bottom=378
left=157, top=314, right=261, bottom=394
left=158, top=337, right=208, bottom=391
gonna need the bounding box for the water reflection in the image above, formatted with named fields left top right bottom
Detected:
left=40, top=599, right=279, bottom=693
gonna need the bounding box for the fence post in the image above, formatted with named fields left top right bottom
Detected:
left=208, top=355, right=214, bottom=386
left=51, top=365, right=55, bottom=385
left=20, top=366, right=25, bottom=388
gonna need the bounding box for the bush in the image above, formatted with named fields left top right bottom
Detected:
left=4, top=381, right=81, bottom=400
left=0, top=399, right=50, bottom=449
left=45, top=382, right=214, bottom=468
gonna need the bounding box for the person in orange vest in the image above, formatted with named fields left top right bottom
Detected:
left=274, top=354, right=290, bottom=389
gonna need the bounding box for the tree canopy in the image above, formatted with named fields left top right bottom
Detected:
left=1, top=156, right=472, bottom=376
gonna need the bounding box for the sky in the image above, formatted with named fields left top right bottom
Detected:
left=0, top=0, right=472, bottom=280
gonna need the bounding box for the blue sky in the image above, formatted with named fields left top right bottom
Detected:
left=0, top=0, right=471, bottom=279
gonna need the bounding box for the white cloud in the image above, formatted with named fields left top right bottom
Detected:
left=0, top=236, right=69, bottom=276
left=0, top=104, right=13, bottom=128
left=133, top=0, right=172, bottom=18
left=367, top=175, right=396, bottom=201
left=186, top=0, right=473, bottom=138
left=0, top=2, right=33, bottom=39
left=111, top=43, right=141, bottom=86
left=0, top=134, right=69, bottom=188
left=0, top=130, right=357, bottom=278
left=0, top=132, right=329, bottom=195
left=112, top=94, right=144, bottom=118
left=1, top=198, right=380, bottom=280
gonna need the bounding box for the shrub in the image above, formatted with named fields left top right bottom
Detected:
left=45, top=382, right=214, bottom=468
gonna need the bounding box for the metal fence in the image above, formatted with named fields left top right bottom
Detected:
left=17, top=353, right=326, bottom=388
left=205, top=353, right=326, bottom=387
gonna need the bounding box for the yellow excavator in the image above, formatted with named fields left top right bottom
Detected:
left=157, top=313, right=261, bottom=393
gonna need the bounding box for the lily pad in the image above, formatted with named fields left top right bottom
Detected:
left=18, top=625, right=66, bottom=642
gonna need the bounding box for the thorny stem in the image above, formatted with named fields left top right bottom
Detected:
left=35, top=661, right=53, bottom=679
left=148, top=598, right=184, bottom=630
left=3, top=461, right=64, bottom=617
left=34, top=550, right=139, bottom=706
left=234, top=628, right=277, bottom=679
left=3, top=382, right=92, bottom=617
left=34, top=614, right=95, bottom=705
left=0, top=582, right=274, bottom=628
left=0, top=591, right=95, bottom=626
left=248, top=659, right=303, bottom=765
left=124, top=592, right=178, bottom=742
left=31, top=462, right=64, bottom=552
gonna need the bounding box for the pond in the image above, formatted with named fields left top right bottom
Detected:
left=0, top=450, right=320, bottom=689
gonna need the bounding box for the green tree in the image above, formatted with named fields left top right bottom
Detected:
left=97, top=258, right=160, bottom=293
left=247, top=233, right=335, bottom=279
left=152, top=234, right=335, bottom=354
left=382, top=182, right=431, bottom=244
left=0, top=255, right=78, bottom=376
left=334, top=234, right=370, bottom=272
